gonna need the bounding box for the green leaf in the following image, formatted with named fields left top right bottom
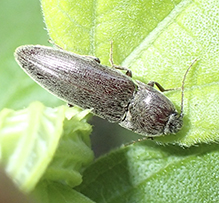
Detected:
left=76, top=141, right=219, bottom=203
left=42, top=108, right=94, bottom=188
left=0, top=102, right=94, bottom=193
left=42, top=0, right=219, bottom=146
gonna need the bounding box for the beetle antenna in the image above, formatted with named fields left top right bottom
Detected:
left=180, top=58, right=198, bottom=117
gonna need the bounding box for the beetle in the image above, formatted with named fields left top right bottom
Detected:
left=14, top=44, right=195, bottom=137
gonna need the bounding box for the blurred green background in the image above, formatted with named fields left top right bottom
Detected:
left=0, top=0, right=140, bottom=157
left=0, top=0, right=62, bottom=109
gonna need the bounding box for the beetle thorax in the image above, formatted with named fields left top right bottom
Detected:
left=119, top=81, right=182, bottom=137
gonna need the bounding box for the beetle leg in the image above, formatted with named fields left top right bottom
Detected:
left=109, top=41, right=132, bottom=77
left=68, top=103, right=74, bottom=107
left=147, top=81, right=178, bottom=92
left=81, top=55, right=101, bottom=63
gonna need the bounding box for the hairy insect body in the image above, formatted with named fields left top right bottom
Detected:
left=15, top=45, right=184, bottom=137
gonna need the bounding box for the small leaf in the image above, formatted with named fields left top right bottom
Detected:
left=0, top=102, right=94, bottom=192
left=42, top=0, right=219, bottom=146
left=42, top=108, right=94, bottom=188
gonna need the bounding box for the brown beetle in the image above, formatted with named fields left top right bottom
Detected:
left=15, top=45, right=195, bottom=137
